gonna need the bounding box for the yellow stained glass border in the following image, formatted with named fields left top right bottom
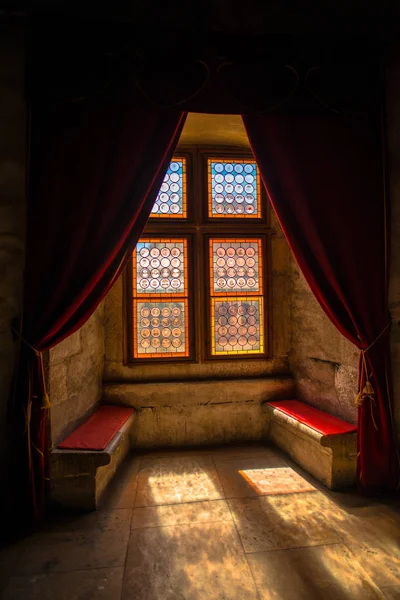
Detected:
left=208, top=237, right=263, bottom=297
left=210, top=296, right=264, bottom=355
left=133, top=238, right=188, bottom=299
left=150, top=157, right=187, bottom=219
left=207, top=158, right=262, bottom=219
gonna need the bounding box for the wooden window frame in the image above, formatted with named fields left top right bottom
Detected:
left=124, top=145, right=272, bottom=365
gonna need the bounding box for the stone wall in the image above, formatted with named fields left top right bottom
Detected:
left=0, top=25, right=26, bottom=482
left=289, top=257, right=359, bottom=425
left=104, top=378, right=294, bottom=447
left=49, top=304, right=105, bottom=446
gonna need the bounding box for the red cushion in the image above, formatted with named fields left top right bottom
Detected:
left=58, top=405, right=134, bottom=450
left=267, top=399, right=357, bottom=436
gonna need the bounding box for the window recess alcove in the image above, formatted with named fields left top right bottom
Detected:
left=101, top=114, right=295, bottom=448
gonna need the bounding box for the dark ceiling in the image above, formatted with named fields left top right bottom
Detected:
left=2, top=0, right=400, bottom=37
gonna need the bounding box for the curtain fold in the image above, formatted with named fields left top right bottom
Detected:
left=244, top=113, right=399, bottom=491
left=15, top=90, right=185, bottom=521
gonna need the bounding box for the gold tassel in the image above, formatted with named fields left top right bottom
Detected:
left=355, top=379, right=375, bottom=407
left=355, top=350, right=375, bottom=408
left=41, top=393, right=51, bottom=409
left=363, top=380, right=374, bottom=397
left=355, top=392, right=363, bottom=407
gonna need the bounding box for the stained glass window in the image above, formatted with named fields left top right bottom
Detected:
left=132, top=238, right=189, bottom=358
left=134, top=240, right=187, bottom=296
left=151, top=158, right=187, bottom=218
left=211, top=298, right=264, bottom=354
left=134, top=301, right=188, bottom=357
left=129, top=150, right=268, bottom=362
left=207, top=158, right=261, bottom=219
left=210, top=239, right=263, bottom=294
left=209, top=238, right=264, bottom=356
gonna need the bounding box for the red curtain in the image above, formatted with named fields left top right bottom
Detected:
left=244, top=114, right=399, bottom=491
left=15, top=90, right=185, bottom=521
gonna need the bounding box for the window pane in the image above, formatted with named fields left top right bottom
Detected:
left=132, top=236, right=189, bottom=360
left=208, top=158, right=261, bottom=218
left=210, top=239, right=262, bottom=294
left=211, top=298, right=264, bottom=355
left=134, top=300, right=188, bottom=357
left=151, top=158, right=187, bottom=218
left=134, top=239, right=187, bottom=296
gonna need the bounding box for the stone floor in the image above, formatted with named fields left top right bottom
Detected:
left=1, top=444, right=400, bottom=599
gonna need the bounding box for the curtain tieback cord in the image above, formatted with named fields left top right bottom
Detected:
left=12, top=326, right=51, bottom=409
left=355, top=320, right=392, bottom=430
left=12, top=326, right=51, bottom=474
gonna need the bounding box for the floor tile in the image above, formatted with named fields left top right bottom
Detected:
left=0, top=542, right=23, bottom=597
left=131, top=500, right=232, bottom=529
left=3, top=567, right=124, bottom=600
left=135, top=456, right=224, bottom=507
left=346, top=542, right=400, bottom=588
left=326, top=504, right=400, bottom=545
left=247, top=544, right=384, bottom=599
left=122, top=521, right=258, bottom=600
left=323, top=504, right=400, bottom=587
left=13, top=511, right=131, bottom=575
left=382, top=586, right=400, bottom=599
left=41, top=508, right=132, bottom=534
left=214, top=453, right=293, bottom=499
left=229, top=492, right=341, bottom=553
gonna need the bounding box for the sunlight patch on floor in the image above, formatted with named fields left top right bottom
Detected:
left=239, top=467, right=317, bottom=495
left=147, top=467, right=220, bottom=504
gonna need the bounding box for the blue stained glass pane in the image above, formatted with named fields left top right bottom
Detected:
left=152, top=159, right=185, bottom=217
left=210, top=160, right=259, bottom=217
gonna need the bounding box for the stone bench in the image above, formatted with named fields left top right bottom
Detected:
left=263, top=399, right=357, bottom=489
left=51, top=406, right=135, bottom=510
